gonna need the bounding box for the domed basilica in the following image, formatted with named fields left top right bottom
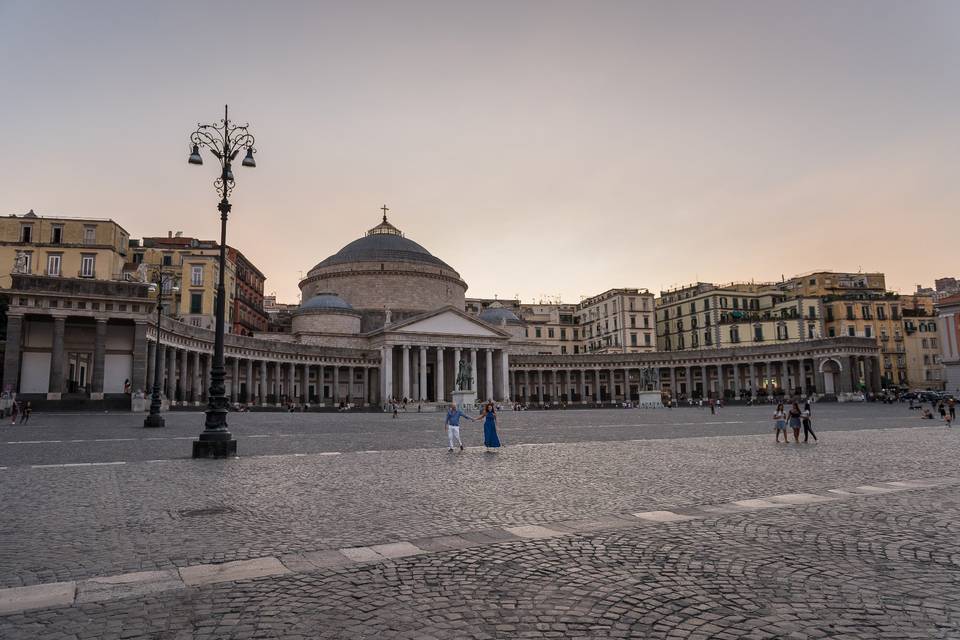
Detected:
left=280, top=213, right=527, bottom=404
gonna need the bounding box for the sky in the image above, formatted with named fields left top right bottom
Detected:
left=1, top=0, right=958, bottom=303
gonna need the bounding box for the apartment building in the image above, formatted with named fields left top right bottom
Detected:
left=577, top=288, right=656, bottom=353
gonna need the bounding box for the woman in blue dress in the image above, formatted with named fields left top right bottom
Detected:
left=478, top=401, right=501, bottom=451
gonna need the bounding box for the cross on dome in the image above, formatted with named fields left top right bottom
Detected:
left=367, top=205, right=403, bottom=237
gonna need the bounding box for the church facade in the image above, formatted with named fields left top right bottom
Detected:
left=1, top=213, right=883, bottom=408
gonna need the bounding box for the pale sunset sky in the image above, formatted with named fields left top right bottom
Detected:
left=1, top=1, right=957, bottom=303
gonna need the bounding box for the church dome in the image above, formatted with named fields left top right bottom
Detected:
left=300, top=293, right=353, bottom=311
left=479, top=304, right=523, bottom=326
left=310, top=215, right=456, bottom=273
left=299, top=210, right=468, bottom=318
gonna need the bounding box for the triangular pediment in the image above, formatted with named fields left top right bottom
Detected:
left=392, top=309, right=503, bottom=337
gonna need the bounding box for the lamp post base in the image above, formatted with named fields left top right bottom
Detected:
left=192, top=431, right=237, bottom=458
left=143, top=414, right=165, bottom=428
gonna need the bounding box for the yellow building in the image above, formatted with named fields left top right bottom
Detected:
left=130, top=233, right=236, bottom=332
left=779, top=272, right=907, bottom=387
left=902, top=294, right=945, bottom=390
left=519, top=302, right=580, bottom=354
left=657, top=282, right=823, bottom=352
left=0, top=209, right=130, bottom=288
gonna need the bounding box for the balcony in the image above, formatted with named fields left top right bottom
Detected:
left=77, top=270, right=96, bottom=279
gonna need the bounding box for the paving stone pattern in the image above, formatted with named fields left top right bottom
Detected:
left=1, top=487, right=957, bottom=639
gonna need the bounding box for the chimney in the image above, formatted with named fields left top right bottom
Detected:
left=168, top=230, right=173, bottom=238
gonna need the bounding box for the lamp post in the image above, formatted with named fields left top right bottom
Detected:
left=144, top=270, right=177, bottom=428
left=187, top=105, right=256, bottom=458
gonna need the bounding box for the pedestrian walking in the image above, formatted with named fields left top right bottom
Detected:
left=938, top=401, right=946, bottom=420
left=20, top=402, right=31, bottom=424
left=788, top=402, right=802, bottom=443
left=949, top=397, right=956, bottom=421
left=773, top=403, right=788, bottom=443
left=391, top=400, right=398, bottom=419
left=9, top=400, right=19, bottom=425
left=801, top=402, right=817, bottom=442
left=946, top=412, right=953, bottom=429
left=478, top=400, right=501, bottom=452
left=444, top=402, right=473, bottom=452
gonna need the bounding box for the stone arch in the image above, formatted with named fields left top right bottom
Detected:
left=819, top=357, right=842, bottom=396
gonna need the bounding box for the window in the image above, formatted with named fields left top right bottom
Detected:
left=704, top=330, right=712, bottom=345
left=560, top=328, right=566, bottom=340
left=190, top=293, right=203, bottom=314
left=630, top=333, right=637, bottom=346
left=630, top=316, right=636, bottom=328
left=547, top=328, right=555, bottom=338
left=690, top=302, right=696, bottom=314
left=931, top=338, right=938, bottom=348
left=891, top=306, right=900, bottom=320
left=864, top=325, right=872, bottom=338
left=828, top=327, right=836, bottom=337
left=877, top=306, right=886, bottom=320
left=560, top=346, right=567, bottom=354
left=733, top=298, right=739, bottom=310
left=754, top=325, right=764, bottom=341
left=83, top=226, right=96, bottom=245
left=826, top=306, right=834, bottom=321
left=777, top=324, right=788, bottom=340
left=921, top=338, right=929, bottom=349
left=80, top=254, right=95, bottom=278
left=848, top=326, right=856, bottom=337
left=807, top=306, right=816, bottom=318
left=46, top=254, right=61, bottom=276
left=20, top=225, right=32, bottom=243
left=644, top=333, right=651, bottom=346
left=808, top=324, right=815, bottom=339
left=861, top=305, right=872, bottom=320
left=704, top=299, right=710, bottom=310
left=845, top=305, right=855, bottom=320
left=162, top=254, right=173, bottom=266
left=51, top=225, right=63, bottom=244
left=535, top=327, right=542, bottom=338
left=573, top=345, right=579, bottom=354
left=643, top=315, right=650, bottom=328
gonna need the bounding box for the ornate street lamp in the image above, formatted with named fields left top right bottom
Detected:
left=144, top=269, right=178, bottom=428
left=187, top=105, right=257, bottom=458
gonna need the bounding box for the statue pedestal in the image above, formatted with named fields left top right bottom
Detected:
left=451, top=389, right=477, bottom=412
left=637, top=391, right=664, bottom=408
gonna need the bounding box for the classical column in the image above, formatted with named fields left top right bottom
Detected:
left=749, top=363, right=758, bottom=397
left=499, top=350, right=510, bottom=401
left=766, top=362, right=775, bottom=396
left=699, top=365, right=707, bottom=397
left=132, top=322, right=148, bottom=395
left=684, top=366, right=692, bottom=396
left=91, top=318, right=107, bottom=397
left=229, top=357, right=238, bottom=403
left=607, top=368, right=615, bottom=402
left=401, top=346, right=411, bottom=400
left=193, top=351, right=202, bottom=403
left=333, top=365, right=340, bottom=404
left=536, top=370, right=544, bottom=405
left=732, top=364, right=741, bottom=399
left=258, top=360, right=267, bottom=405
left=48, top=315, right=66, bottom=398
left=484, top=349, right=494, bottom=401
left=167, top=347, right=177, bottom=401
left=435, top=347, right=445, bottom=402
left=566, top=370, right=573, bottom=403
left=180, top=349, right=189, bottom=403
left=593, top=369, right=601, bottom=402
left=780, top=360, right=789, bottom=394
left=470, top=349, right=478, bottom=393
left=157, top=346, right=167, bottom=398
left=622, top=368, right=630, bottom=401
left=418, top=347, right=428, bottom=401
left=382, top=347, right=394, bottom=404
left=669, top=367, right=676, bottom=397
left=523, top=370, right=529, bottom=401
left=2, top=315, right=23, bottom=394
left=346, top=366, right=354, bottom=403
left=578, top=370, right=586, bottom=403
left=246, top=360, right=255, bottom=403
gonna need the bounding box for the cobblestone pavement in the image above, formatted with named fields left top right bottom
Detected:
left=0, top=403, right=936, bottom=466
left=1, top=484, right=958, bottom=638
left=1, top=408, right=957, bottom=638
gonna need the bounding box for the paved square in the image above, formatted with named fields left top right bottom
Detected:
left=0, top=404, right=958, bottom=638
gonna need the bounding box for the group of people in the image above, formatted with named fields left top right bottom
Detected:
left=444, top=401, right=501, bottom=453
left=917, top=396, right=955, bottom=427
left=772, top=401, right=817, bottom=443
left=7, top=400, right=32, bottom=425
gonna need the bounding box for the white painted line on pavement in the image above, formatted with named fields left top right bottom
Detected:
left=319, top=452, right=341, bottom=456
left=31, top=461, right=127, bottom=469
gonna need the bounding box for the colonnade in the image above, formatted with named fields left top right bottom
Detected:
left=380, top=344, right=510, bottom=404
left=144, top=341, right=378, bottom=407
left=511, top=355, right=883, bottom=404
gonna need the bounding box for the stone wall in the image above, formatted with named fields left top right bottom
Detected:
left=301, top=262, right=466, bottom=313
left=292, top=309, right=361, bottom=335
